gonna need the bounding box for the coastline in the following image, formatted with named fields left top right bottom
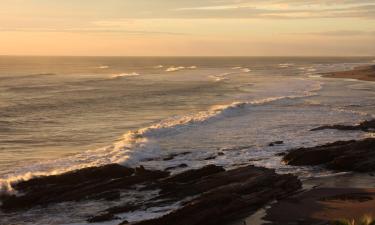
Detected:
left=323, top=65, right=375, bottom=82
left=1, top=63, right=375, bottom=225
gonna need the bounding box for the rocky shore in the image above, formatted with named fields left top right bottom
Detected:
left=1, top=118, right=374, bottom=225
left=0, top=164, right=301, bottom=225
left=284, top=119, right=375, bottom=172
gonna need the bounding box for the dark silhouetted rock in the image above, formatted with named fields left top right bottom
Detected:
left=283, top=138, right=375, bottom=172
left=269, top=141, right=284, bottom=146
left=129, top=165, right=301, bottom=225
left=165, top=163, right=188, bottom=171
left=163, top=152, right=191, bottom=161
left=1, top=164, right=169, bottom=211
left=311, top=119, right=375, bottom=132
left=87, top=213, right=119, bottom=223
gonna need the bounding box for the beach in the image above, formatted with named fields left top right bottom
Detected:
left=324, top=65, right=375, bottom=82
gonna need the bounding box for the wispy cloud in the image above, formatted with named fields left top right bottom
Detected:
left=0, top=27, right=186, bottom=35
left=171, top=1, right=375, bottom=19
left=295, top=30, right=375, bottom=36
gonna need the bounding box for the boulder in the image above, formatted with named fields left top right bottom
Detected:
left=283, top=138, right=375, bottom=172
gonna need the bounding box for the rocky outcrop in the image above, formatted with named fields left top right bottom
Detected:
left=283, top=138, right=375, bottom=172
left=0, top=164, right=169, bottom=211
left=0, top=163, right=302, bottom=225
left=130, top=165, right=301, bottom=225
left=311, top=119, right=375, bottom=132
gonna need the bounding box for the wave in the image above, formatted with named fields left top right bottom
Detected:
left=154, top=65, right=164, bottom=69
left=231, top=67, right=250, bottom=73
left=279, top=63, right=294, bottom=68
left=110, top=72, right=140, bottom=79
left=97, top=65, right=109, bottom=69
left=0, top=79, right=323, bottom=194
left=165, top=66, right=197, bottom=72
left=209, top=72, right=232, bottom=82
left=0, top=73, right=55, bottom=81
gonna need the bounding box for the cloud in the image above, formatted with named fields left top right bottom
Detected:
left=170, top=1, right=375, bottom=19
left=0, top=27, right=186, bottom=36
left=295, top=30, right=375, bottom=36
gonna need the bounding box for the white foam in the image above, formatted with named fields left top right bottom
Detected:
left=154, top=65, right=164, bottom=69
left=165, top=66, right=197, bottom=72
left=110, top=72, right=139, bottom=79
left=97, top=65, right=109, bottom=69
left=0, top=79, right=323, bottom=194
left=308, top=75, right=322, bottom=78
left=241, top=68, right=251, bottom=73
left=279, top=63, right=294, bottom=68
left=209, top=72, right=232, bottom=82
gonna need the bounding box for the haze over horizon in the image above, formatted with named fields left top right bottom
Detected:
left=1, top=0, right=375, bottom=56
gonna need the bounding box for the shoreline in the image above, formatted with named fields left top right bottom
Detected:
left=323, top=65, right=375, bottom=82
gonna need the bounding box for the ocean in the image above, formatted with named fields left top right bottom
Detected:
left=0, top=56, right=374, bottom=224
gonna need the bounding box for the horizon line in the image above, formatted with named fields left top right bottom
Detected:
left=1, top=55, right=374, bottom=58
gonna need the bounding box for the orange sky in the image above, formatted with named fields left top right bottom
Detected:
left=1, top=0, right=375, bottom=56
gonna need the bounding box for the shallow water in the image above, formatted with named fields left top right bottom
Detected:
left=0, top=56, right=374, bottom=224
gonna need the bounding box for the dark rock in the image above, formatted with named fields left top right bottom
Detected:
left=89, top=191, right=121, bottom=201
left=106, top=204, right=139, bottom=214
left=1, top=163, right=302, bottom=225
left=311, top=119, right=375, bottom=132
left=13, top=164, right=134, bottom=193
left=130, top=166, right=301, bottom=225
left=165, top=164, right=188, bottom=171
left=161, top=165, right=225, bottom=184
left=163, top=152, right=191, bottom=161
left=1, top=164, right=169, bottom=211
left=283, top=138, right=375, bottom=172
left=87, top=213, right=119, bottom=223
left=218, top=152, right=225, bottom=156
left=204, top=155, right=217, bottom=160
left=269, top=141, right=284, bottom=146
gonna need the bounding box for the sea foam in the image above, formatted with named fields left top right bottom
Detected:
left=0, top=79, right=323, bottom=194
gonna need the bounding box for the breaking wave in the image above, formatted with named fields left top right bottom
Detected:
left=97, top=65, right=109, bottom=69
left=279, top=63, right=294, bottom=68
left=0, top=79, right=323, bottom=194
left=165, top=66, right=197, bottom=72
left=110, top=72, right=140, bottom=79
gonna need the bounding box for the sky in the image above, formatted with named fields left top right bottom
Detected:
left=0, top=0, right=375, bottom=56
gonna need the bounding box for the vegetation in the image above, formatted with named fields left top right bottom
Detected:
left=332, top=215, right=375, bottom=225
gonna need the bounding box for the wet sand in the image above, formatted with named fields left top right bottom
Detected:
left=323, top=65, right=375, bottom=81
left=230, top=173, right=375, bottom=225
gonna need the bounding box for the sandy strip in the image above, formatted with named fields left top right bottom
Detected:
left=323, top=65, right=375, bottom=82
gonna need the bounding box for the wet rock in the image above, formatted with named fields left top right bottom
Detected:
left=269, top=141, right=284, bottom=146
left=283, top=138, right=375, bottom=172
left=204, top=155, right=217, bottom=160
left=1, top=163, right=301, bottom=225
left=130, top=166, right=301, bottom=225
left=87, top=213, right=119, bottom=223
left=1, top=164, right=169, bottom=211
left=161, top=165, right=224, bottom=184
left=163, top=152, right=191, bottom=161
left=165, top=163, right=188, bottom=171
left=311, top=119, right=375, bottom=132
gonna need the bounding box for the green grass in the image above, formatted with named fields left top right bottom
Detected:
left=332, top=215, right=375, bottom=225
